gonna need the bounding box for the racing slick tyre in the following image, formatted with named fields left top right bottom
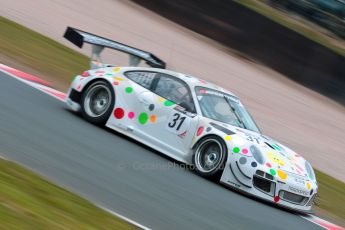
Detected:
left=81, top=81, right=115, bottom=125
left=192, top=136, right=227, bottom=181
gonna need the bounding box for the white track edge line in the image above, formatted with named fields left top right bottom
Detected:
left=99, top=206, right=151, bottom=230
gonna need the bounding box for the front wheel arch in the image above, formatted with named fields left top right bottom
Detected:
left=192, top=134, right=224, bottom=150
left=192, top=135, right=228, bottom=181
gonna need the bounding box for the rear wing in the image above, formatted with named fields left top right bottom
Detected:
left=63, top=27, right=166, bottom=69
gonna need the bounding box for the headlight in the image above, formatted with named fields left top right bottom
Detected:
left=250, top=145, right=264, bottom=165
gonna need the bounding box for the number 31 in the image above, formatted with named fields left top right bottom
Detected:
left=168, top=113, right=186, bottom=131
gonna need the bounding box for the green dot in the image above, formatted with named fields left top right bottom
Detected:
left=164, top=100, right=175, bottom=106
left=138, top=112, right=148, bottom=124
left=233, top=147, right=240, bottom=153
left=270, top=169, right=276, bottom=176
left=125, top=87, right=133, bottom=93
left=106, top=73, right=113, bottom=76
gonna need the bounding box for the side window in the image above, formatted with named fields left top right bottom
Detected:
left=154, top=76, right=195, bottom=113
left=125, top=71, right=157, bottom=89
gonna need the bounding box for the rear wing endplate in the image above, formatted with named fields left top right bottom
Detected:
left=63, top=27, right=166, bottom=69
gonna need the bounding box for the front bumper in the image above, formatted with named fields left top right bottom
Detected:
left=220, top=160, right=317, bottom=212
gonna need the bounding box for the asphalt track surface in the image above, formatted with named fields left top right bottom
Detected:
left=2, top=0, right=345, bottom=182
left=0, top=72, right=324, bottom=230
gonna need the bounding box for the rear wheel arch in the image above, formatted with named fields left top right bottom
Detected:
left=73, top=78, right=114, bottom=104
left=80, top=79, right=115, bottom=125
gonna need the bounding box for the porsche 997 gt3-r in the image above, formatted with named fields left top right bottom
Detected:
left=63, top=27, right=318, bottom=212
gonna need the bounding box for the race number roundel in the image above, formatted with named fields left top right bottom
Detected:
left=166, top=112, right=190, bottom=135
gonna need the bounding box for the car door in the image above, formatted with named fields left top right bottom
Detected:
left=124, top=71, right=199, bottom=161
left=148, top=74, right=199, bottom=160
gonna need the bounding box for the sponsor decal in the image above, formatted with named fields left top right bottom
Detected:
left=293, top=177, right=306, bottom=186
left=174, top=105, right=197, bottom=118
left=178, top=130, right=187, bottom=139
left=229, top=181, right=241, bottom=188
left=288, top=186, right=309, bottom=196
left=197, top=89, right=239, bottom=102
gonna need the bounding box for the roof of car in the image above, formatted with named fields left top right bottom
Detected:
left=121, top=66, right=239, bottom=98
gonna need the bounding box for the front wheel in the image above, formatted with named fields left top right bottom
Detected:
left=192, top=136, right=227, bottom=181
left=81, top=81, right=115, bottom=125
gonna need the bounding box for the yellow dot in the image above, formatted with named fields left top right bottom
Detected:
left=306, top=181, right=311, bottom=190
left=277, top=170, right=287, bottom=180
left=158, top=97, right=165, bottom=103
left=113, top=67, right=121, bottom=72
left=224, top=135, right=232, bottom=141
left=114, top=77, right=123, bottom=81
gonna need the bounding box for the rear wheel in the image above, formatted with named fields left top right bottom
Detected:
left=193, top=136, right=227, bottom=181
left=81, top=81, right=115, bottom=125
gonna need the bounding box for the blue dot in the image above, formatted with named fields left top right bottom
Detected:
left=251, top=162, right=257, bottom=167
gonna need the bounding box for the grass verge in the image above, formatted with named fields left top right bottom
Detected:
left=314, top=169, right=345, bottom=225
left=0, top=16, right=88, bottom=88
left=0, top=15, right=344, bottom=226
left=235, top=0, right=345, bottom=57
left=0, top=158, right=137, bottom=230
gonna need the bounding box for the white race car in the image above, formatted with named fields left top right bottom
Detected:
left=64, top=27, right=317, bottom=212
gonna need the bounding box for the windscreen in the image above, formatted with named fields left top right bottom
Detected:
left=195, top=87, right=260, bottom=133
